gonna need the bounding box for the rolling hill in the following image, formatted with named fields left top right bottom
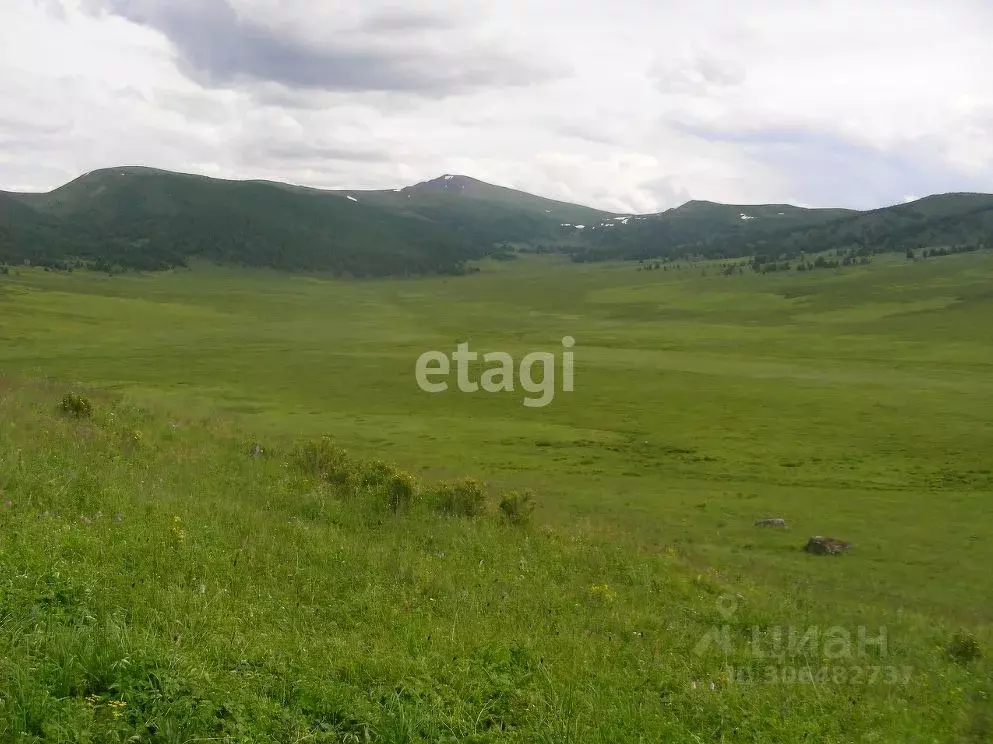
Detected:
left=2, top=166, right=993, bottom=275
left=4, top=168, right=485, bottom=275
left=331, top=174, right=612, bottom=251
left=0, top=189, right=96, bottom=265
left=572, top=194, right=993, bottom=263
left=0, top=168, right=612, bottom=276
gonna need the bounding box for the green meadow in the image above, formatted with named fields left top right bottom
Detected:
left=1, top=252, right=992, bottom=741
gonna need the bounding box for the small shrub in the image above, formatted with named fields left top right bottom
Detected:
left=434, top=477, right=487, bottom=517
left=499, top=489, right=535, bottom=525
left=360, top=459, right=395, bottom=489
left=386, top=469, right=418, bottom=512
left=292, top=436, right=355, bottom=492
left=60, top=392, right=93, bottom=418
left=947, top=631, right=983, bottom=664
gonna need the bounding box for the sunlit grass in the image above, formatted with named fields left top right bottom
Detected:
left=1, top=251, right=992, bottom=740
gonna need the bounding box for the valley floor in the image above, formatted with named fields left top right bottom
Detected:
left=1, top=253, right=991, bottom=741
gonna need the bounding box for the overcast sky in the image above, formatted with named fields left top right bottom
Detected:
left=2, top=0, right=991, bottom=213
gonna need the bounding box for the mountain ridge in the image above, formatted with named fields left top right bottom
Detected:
left=2, top=165, right=992, bottom=274
left=8, top=165, right=993, bottom=219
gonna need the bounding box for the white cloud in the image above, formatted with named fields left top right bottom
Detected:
left=1, top=0, right=991, bottom=211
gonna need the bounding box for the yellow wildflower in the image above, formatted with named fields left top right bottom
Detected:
left=170, top=516, right=186, bottom=543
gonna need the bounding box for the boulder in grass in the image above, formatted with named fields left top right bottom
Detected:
left=804, top=536, right=851, bottom=555
left=755, top=518, right=788, bottom=528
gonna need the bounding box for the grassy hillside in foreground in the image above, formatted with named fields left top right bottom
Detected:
left=1, top=379, right=990, bottom=742
left=2, top=252, right=993, bottom=739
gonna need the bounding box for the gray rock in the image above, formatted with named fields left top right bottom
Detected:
left=804, top=536, right=852, bottom=555
left=755, top=518, right=788, bottom=528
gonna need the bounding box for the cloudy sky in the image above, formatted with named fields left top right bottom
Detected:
left=1, top=0, right=991, bottom=213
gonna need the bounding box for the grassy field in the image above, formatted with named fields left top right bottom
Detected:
left=1, top=252, right=992, bottom=741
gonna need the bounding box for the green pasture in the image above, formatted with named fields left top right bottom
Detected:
left=1, top=251, right=991, bottom=741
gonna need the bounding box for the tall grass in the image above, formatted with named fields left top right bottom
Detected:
left=0, top=381, right=989, bottom=742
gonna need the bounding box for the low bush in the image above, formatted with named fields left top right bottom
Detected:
left=948, top=631, right=983, bottom=664
left=499, top=489, right=536, bottom=525
left=60, top=392, right=93, bottom=418
left=385, top=469, right=418, bottom=512
left=359, top=459, right=395, bottom=489
left=433, top=477, right=487, bottom=517
left=291, top=436, right=355, bottom=492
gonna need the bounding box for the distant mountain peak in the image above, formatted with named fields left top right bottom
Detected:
left=416, top=174, right=476, bottom=191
